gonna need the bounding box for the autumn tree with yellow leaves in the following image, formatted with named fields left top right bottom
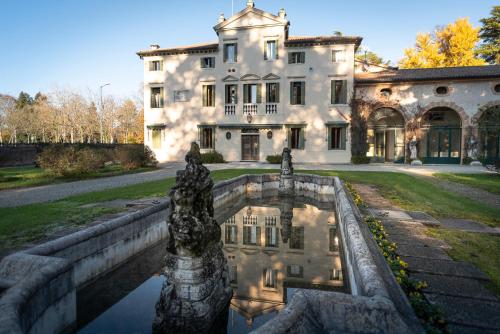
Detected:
left=400, top=18, right=486, bottom=68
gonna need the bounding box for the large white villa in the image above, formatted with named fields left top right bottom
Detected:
left=138, top=0, right=500, bottom=164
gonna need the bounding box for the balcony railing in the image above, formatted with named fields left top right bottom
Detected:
left=265, top=103, right=278, bottom=114
left=243, top=103, right=258, bottom=115
left=225, top=104, right=236, bottom=115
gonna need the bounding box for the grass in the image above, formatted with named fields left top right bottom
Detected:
left=426, top=228, right=500, bottom=295
left=1, top=168, right=499, bottom=256
left=0, top=165, right=156, bottom=191
left=433, top=172, right=500, bottom=195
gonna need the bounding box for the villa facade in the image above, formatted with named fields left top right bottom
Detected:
left=138, top=0, right=500, bottom=164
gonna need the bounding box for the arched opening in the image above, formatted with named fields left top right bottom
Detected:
left=478, top=105, right=500, bottom=164
left=366, top=108, right=405, bottom=163
left=420, top=107, right=462, bottom=164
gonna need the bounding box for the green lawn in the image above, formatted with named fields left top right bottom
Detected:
left=1, top=168, right=499, bottom=256
left=427, top=228, right=500, bottom=295
left=0, top=165, right=156, bottom=191
left=433, top=172, right=500, bottom=195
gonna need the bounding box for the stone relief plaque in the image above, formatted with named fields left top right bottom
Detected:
left=173, top=90, right=190, bottom=102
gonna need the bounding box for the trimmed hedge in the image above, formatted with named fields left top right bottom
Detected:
left=351, top=155, right=371, bottom=164
left=266, top=154, right=282, bottom=164
left=200, top=150, right=225, bottom=164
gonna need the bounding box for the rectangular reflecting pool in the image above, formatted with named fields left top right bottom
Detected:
left=76, top=194, right=347, bottom=334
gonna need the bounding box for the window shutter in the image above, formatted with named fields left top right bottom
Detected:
left=330, top=81, right=335, bottom=104
left=289, top=83, right=294, bottom=104
left=275, top=41, right=279, bottom=59
left=299, top=128, right=305, bottom=149
left=288, top=53, right=293, bottom=64
left=257, top=84, right=262, bottom=103
left=341, top=126, right=347, bottom=150
left=149, top=62, right=153, bottom=71
left=203, top=86, right=207, bottom=106
left=234, top=44, right=238, bottom=62
left=300, top=82, right=305, bottom=105
left=159, top=61, right=163, bottom=71
left=160, top=88, right=164, bottom=107
left=211, top=85, right=215, bottom=106
left=243, top=85, right=248, bottom=103
left=200, top=58, right=205, bottom=68
left=341, top=80, right=347, bottom=104
left=327, top=127, right=332, bottom=150
left=286, top=127, right=291, bottom=148
left=300, top=52, right=305, bottom=63
left=276, top=83, right=280, bottom=103
left=211, top=127, right=216, bottom=149
left=223, top=45, right=227, bottom=62
left=264, top=42, right=268, bottom=60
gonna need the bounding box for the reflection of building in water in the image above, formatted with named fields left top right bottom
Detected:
left=221, top=203, right=344, bottom=329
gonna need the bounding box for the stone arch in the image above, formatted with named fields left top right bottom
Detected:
left=472, top=100, right=500, bottom=125
left=365, top=102, right=410, bottom=124
left=420, top=101, right=469, bottom=126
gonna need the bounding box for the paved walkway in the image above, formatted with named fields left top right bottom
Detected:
left=354, top=184, right=500, bottom=333
left=0, top=162, right=492, bottom=208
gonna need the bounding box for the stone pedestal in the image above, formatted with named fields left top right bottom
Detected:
left=410, top=159, right=422, bottom=166
left=278, top=148, right=294, bottom=196
left=153, top=243, right=232, bottom=333
left=278, top=176, right=295, bottom=196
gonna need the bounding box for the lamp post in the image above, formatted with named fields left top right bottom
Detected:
left=99, top=83, right=110, bottom=143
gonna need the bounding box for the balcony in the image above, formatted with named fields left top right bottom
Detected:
left=243, top=103, right=258, bottom=115
left=225, top=104, right=236, bottom=115
left=265, top=103, right=277, bottom=114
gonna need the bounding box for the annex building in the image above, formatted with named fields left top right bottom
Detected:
left=137, top=0, right=500, bottom=164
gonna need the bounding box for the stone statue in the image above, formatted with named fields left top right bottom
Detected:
left=279, top=198, right=294, bottom=243
left=408, top=136, right=422, bottom=166
left=278, top=147, right=295, bottom=195
left=153, top=142, right=232, bottom=334
left=467, top=135, right=478, bottom=160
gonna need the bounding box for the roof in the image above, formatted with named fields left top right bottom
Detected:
left=285, top=35, right=362, bottom=48
left=137, top=42, right=218, bottom=57
left=356, top=65, right=500, bottom=84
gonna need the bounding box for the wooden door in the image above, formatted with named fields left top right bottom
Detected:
left=241, top=135, right=259, bottom=160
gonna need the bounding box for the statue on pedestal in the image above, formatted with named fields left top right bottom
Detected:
left=466, top=135, right=482, bottom=165
left=408, top=136, right=422, bottom=166
left=153, top=142, right=232, bottom=334
left=278, top=147, right=295, bottom=195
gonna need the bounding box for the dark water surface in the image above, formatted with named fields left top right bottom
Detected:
left=77, top=195, right=346, bottom=334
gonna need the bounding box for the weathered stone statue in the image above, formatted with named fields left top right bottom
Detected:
left=466, top=135, right=482, bottom=165
left=153, top=142, right=232, bottom=334
left=279, top=198, right=294, bottom=243
left=278, top=147, right=295, bottom=195
left=408, top=136, right=422, bottom=166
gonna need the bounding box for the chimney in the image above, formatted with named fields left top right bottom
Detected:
left=150, top=44, right=160, bottom=50
left=278, top=8, right=286, bottom=19
left=218, top=12, right=225, bottom=24
left=246, top=0, right=254, bottom=8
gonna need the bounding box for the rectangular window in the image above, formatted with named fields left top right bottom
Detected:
left=288, top=51, right=305, bottom=64
left=200, top=57, right=215, bottom=68
left=266, top=83, right=279, bottom=103
left=329, top=227, right=339, bottom=252
left=149, top=60, right=163, bottom=71
left=287, top=265, right=303, bottom=278
left=225, top=84, right=237, bottom=104
left=290, top=81, right=305, bottom=105
left=151, top=129, right=162, bottom=149
left=224, top=225, right=238, bottom=244
left=243, top=226, right=261, bottom=245
left=289, top=226, right=304, bottom=250
left=243, top=84, right=262, bottom=104
left=202, top=85, right=215, bottom=107
left=224, top=43, right=237, bottom=63
left=331, top=80, right=347, bottom=104
left=265, top=227, right=279, bottom=247
left=328, top=126, right=347, bottom=150
left=263, top=268, right=277, bottom=288
left=264, top=40, right=277, bottom=60
left=289, top=127, right=305, bottom=150
left=200, top=127, right=214, bottom=149
left=150, top=87, right=164, bottom=108
left=332, top=50, right=346, bottom=62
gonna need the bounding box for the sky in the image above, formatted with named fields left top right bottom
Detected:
left=0, top=0, right=497, bottom=99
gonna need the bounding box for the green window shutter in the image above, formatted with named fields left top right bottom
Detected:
left=234, top=44, right=238, bottom=62
left=257, top=84, right=262, bottom=103
left=340, top=80, right=347, bottom=104
left=300, top=82, right=305, bottom=105
left=202, top=85, right=206, bottom=106
left=211, top=127, right=216, bottom=149
left=287, top=128, right=291, bottom=148
left=341, top=126, right=347, bottom=150
left=331, top=81, right=335, bottom=104
left=243, top=84, right=249, bottom=103
left=264, top=42, right=268, bottom=60
left=198, top=127, right=201, bottom=143
left=327, top=127, right=332, bottom=150
left=288, top=53, right=293, bottom=64
left=223, top=45, right=227, bottom=62
left=276, top=41, right=279, bottom=59
left=160, top=88, right=164, bottom=107
left=299, top=128, right=305, bottom=149
left=211, top=85, right=216, bottom=106
left=276, top=83, right=280, bottom=103
left=289, top=83, right=294, bottom=104
left=301, top=52, right=305, bottom=63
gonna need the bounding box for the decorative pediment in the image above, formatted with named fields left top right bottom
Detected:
left=222, top=75, right=239, bottom=82
left=214, top=6, right=288, bottom=32
left=240, top=73, right=261, bottom=81
left=262, top=73, right=280, bottom=80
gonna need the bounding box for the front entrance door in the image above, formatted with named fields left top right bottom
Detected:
left=425, top=127, right=461, bottom=164
left=241, top=135, right=259, bottom=160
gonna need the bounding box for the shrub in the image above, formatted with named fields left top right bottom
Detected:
left=37, top=145, right=106, bottom=176
left=462, top=157, right=473, bottom=165
left=74, top=148, right=107, bottom=174
left=351, top=155, right=370, bottom=164
left=114, top=145, right=158, bottom=170
left=266, top=154, right=282, bottom=164
left=200, top=150, right=225, bottom=164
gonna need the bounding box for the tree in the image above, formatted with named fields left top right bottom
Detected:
left=355, top=49, right=389, bottom=65
left=477, top=6, right=500, bottom=64
left=400, top=18, right=486, bottom=68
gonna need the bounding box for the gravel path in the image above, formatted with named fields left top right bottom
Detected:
left=0, top=162, right=492, bottom=208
